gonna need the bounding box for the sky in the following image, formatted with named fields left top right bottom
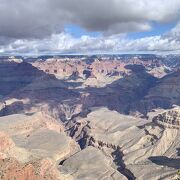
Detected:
left=0, top=0, right=180, bottom=55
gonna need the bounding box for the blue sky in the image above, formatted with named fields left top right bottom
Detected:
left=65, top=22, right=177, bottom=40
left=65, top=24, right=102, bottom=38
left=127, top=22, right=177, bottom=39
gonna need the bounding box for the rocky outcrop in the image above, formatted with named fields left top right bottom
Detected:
left=32, top=57, right=166, bottom=82
left=0, top=132, right=15, bottom=153
left=60, top=146, right=127, bottom=180
left=0, top=61, right=80, bottom=105
left=140, top=70, right=180, bottom=113
left=0, top=111, right=80, bottom=165
left=66, top=107, right=179, bottom=179
left=153, top=106, right=180, bottom=129
left=0, top=61, right=49, bottom=97
left=33, top=59, right=88, bottom=79
left=32, top=58, right=129, bottom=88
left=0, top=112, right=65, bottom=136
left=83, top=67, right=157, bottom=115
left=0, top=157, right=67, bottom=180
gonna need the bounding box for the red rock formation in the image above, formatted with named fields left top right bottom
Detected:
left=0, top=158, right=62, bottom=180
left=32, top=58, right=163, bottom=80
left=32, top=59, right=128, bottom=79
left=0, top=132, right=15, bottom=152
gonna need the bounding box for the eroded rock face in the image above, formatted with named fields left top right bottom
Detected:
left=153, top=106, right=180, bottom=129
left=14, top=129, right=79, bottom=161
left=30, top=59, right=180, bottom=117
left=0, top=157, right=66, bottom=180
left=60, top=146, right=127, bottom=180
left=0, top=132, right=15, bottom=153
left=32, top=57, right=166, bottom=80
left=0, top=158, right=42, bottom=180
left=0, top=61, right=49, bottom=97
left=0, top=113, right=80, bottom=158
left=0, top=112, right=63, bottom=136
left=0, top=58, right=179, bottom=180
left=83, top=68, right=157, bottom=115
left=32, top=59, right=129, bottom=88
left=33, top=59, right=88, bottom=79
left=140, top=71, right=180, bottom=113
left=0, top=111, right=80, bottom=180
left=32, top=57, right=170, bottom=89
left=66, top=107, right=180, bottom=180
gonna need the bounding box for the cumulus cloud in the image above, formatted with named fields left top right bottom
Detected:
left=164, top=22, right=180, bottom=41
left=0, top=0, right=180, bottom=40
left=1, top=23, right=180, bottom=54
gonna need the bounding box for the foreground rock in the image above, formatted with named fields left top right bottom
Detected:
left=0, top=157, right=70, bottom=180
left=0, top=112, right=79, bottom=179
left=66, top=107, right=180, bottom=180
left=0, top=112, right=80, bottom=161
left=60, top=146, right=127, bottom=180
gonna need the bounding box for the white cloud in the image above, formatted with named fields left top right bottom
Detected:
left=0, top=27, right=179, bottom=54
left=164, top=22, right=180, bottom=41
left=0, top=22, right=180, bottom=54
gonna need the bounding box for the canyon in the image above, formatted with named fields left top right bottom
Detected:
left=0, top=55, right=179, bottom=180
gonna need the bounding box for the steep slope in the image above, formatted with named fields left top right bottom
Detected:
left=0, top=61, right=82, bottom=122
left=0, top=112, right=79, bottom=179
left=138, top=70, right=180, bottom=114
left=0, top=61, right=79, bottom=99
left=0, top=61, right=47, bottom=97
left=60, top=146, right=126, bottom=180
left=83, top=65, right=157, bottom=115
left=65, top=107, right=180, bottom=180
